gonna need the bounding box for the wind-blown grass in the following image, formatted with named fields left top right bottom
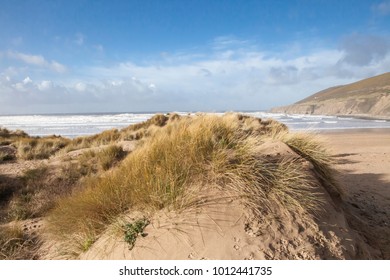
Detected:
left=274, top=131, right=342, bottom=199
left=47, top=113, right=338, bottom=257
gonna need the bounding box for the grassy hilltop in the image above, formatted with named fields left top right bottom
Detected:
left=271, top=72, right=390, bottom=119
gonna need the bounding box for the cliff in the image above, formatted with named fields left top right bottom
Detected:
left=271, top=72, right=390, bottom=119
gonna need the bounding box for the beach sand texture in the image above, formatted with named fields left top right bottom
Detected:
left=325, top=129, right=390, bottom=259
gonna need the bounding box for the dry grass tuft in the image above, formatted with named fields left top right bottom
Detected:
left=95, top=145, right=126, bottom=171
left=0, top=225, right=40, bottom=260
left=76, top=145, right=127, bottom=173
left=14, top=137, right=70, bottom=160
left=0, top=128, right=28, bottom=145
left=0, top=127, right=71, bottom=160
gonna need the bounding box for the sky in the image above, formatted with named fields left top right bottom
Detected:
left=0, top=0, right=390, bottom=114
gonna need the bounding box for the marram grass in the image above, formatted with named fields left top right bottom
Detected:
left=47, top=113, right=338, bottom=257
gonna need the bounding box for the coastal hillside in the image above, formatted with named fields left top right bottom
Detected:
left=0, top=113, right=382, bottom=259
left=271, top=72, right=390, bottom=119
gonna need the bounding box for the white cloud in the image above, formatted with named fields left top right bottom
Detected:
left=6, top=51, right=67, bottom=73
left=212, top=36, right=250, bottom=51
left=38, top=80, right=53, bottom=91
left=8, top=51, right=46, bottom=66
left=23, top=76, right=32, bottom=84
left=74, top=82, right=87, bottom=92
left=13, top=77, right=34, bottom=92
left=50, top=60, right=67, bottom=73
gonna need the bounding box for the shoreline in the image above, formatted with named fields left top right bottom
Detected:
left=335, top=114, right=390, bottom=121
left=313, top=127, right=390, bottom=134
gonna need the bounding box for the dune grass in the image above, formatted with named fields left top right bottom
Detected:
left=76, top=145, right=126, bottom=174
left=1, top=127, right=71, bottom=160
left=0, top=225, right=40, bottom=260
left=63, top=114, right=172, bottom=153
left=0, top=128, right=28, bottom=145
left=47, top=113, right=338, bottom=257
left=93, top=145, right=126, bottom=171
left=1, top=113, right=174, bottom=163
left=274, top=131, right=342, bottom=199
left=15, top=137, right=70, bottom=160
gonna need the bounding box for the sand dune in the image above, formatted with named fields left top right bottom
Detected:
left=1, top=115, right=389, bottom=260
left=81, top=132, right=388, bottom=260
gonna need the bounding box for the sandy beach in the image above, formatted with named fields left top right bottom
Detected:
left=321, top=129, right=390, bottom=259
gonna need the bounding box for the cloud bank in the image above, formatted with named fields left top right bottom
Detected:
left=1, top=35, right=390, bottom=114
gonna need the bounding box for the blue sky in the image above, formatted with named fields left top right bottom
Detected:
left=1, top=0, right=390, bottom=114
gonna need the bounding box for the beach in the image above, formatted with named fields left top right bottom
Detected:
left=1, top=115, right=390, bottom=260
left=321, top=129, right=390, bottom=259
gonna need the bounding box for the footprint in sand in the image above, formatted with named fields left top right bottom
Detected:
left=233, top=237, right=241, bottom=251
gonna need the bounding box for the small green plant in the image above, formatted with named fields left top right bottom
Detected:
left=81, top=236, right=96, bottom=252
left=123, top=219, right=149, bottom=249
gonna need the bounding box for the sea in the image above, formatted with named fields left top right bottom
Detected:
left=1, top=111, right=390, bottom=138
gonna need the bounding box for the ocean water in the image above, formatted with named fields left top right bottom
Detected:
left=0, top=112, right=390, bottom=138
